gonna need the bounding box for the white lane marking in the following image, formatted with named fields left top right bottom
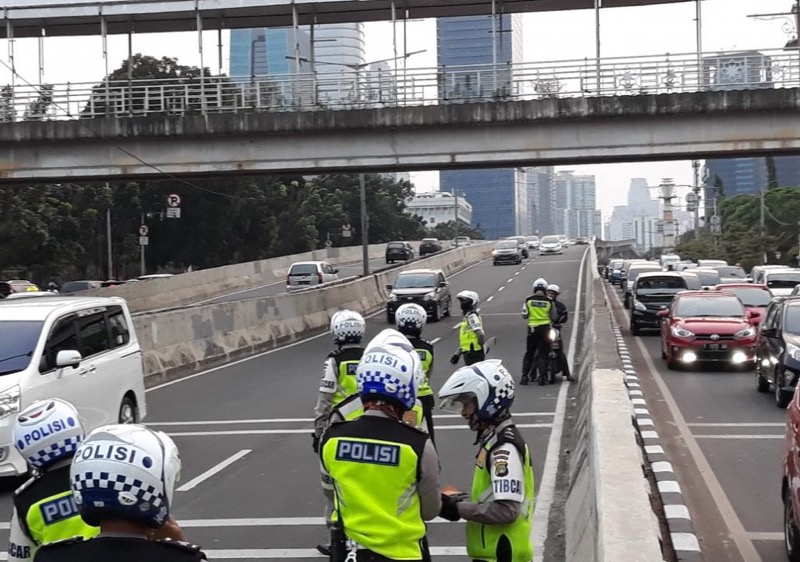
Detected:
left=177, top=449, right=251, bottom=492
left=203, top=547, right=467, bottom=559
left=430, top=337, right=441, bottom=345
left=507, top=278, right=514, bottom=283
left=168, top=423, right=554, bottom=437
left=452, top=322, right=461, bottom=330
left=148, top=257, right=492, bottom=393
left=688, top=422, right=785, bottom=427
left=498, top=286, right=505, bottom=291
left=487, top=296, right=494, bottom=302
left=747, top=532, right=783, bottom=541
left=694, top=434, right=783, bottom=439
left=671, top=533, right=702, bottom=552
left=179, top=516, right=466, bottom=527
left=194, top=280, right=285, bottom=305
left=612, top=288, right=763, bottom=561
left=515, top=271, right=520, bottom=276
left=531, top=246, right=588, bottom=561
left=147, top=411, right=556, bottom=426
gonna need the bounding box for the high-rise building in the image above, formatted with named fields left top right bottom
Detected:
left=406, top=191, right=473, bottom=228
left=552, top=171, right=599, bottom=238
left=525, top=167, right=554, bottom=235
left=230, top=28, right=312, bottom=78
left=438, top=15, right=523, bottom=239
left=628, top=178, right=659, bottom=216
left=313, top=23, right=366, bottom=105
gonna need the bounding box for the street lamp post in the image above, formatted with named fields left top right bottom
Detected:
left=359, top=173, right=369, bottom=277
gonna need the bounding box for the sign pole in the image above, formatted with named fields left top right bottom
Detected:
left=360, top=174, right=369, bottom=277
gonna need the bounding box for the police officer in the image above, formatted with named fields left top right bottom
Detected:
left=437, top=360, right=535, bottom=562
left=34, top=424, right=206, bottom=562
left=451, top=290, right=486, bottom=367
left=8, top=399, right=99, bottom=562
left=520, top=278, right=558, bottom=385
left=546, top=284, right=573, bottom=382
left=319, top=343, right=442, bottom=561
left=395, top=304, right=437, bottom=441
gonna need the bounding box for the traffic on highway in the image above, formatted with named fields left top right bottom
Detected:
left=603, top=255, right=800, bottom=562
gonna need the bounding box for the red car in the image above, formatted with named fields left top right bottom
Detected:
left=659, top=291, right=759, bottom=369
left=713, top=283, right=773, bottom=325
left=783, top=386, right=800, bottom=560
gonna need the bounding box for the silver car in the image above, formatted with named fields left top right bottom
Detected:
left=286, top=261, right=340, bottom=292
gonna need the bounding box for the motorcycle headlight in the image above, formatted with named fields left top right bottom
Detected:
left=0, top=385, right=21, bottom=419
left=787, top=342, right=800, bottom=362
left=670, top=326, right=694, bottom=338
left=633, top=300, right=646, bottom=311
left=548, top=328, right=558, bottom=342
left=735, top=327, right=756, bottom=338
left=423, top=292, right=435, bottom=301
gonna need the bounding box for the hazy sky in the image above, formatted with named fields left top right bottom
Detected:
left=0, top=0, right=794, bottom=217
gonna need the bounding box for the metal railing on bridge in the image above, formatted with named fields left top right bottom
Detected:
left=2, top=47, right=799, bottom=121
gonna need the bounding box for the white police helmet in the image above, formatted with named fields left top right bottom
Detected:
left=456, top=290, right=480, bottom=308
left=547, top=283, right=561, bottom=294
left=357, top=344, right=419, bottom=410
left=330, top=310, right=366, bottom=345
left=533, top=278, right=548, bottom=291
left=71, top=424, right=181, bottom=528
left=438, top=359, right=515, bottom=422
left=364, top=328, right=415, bottom=353
left=13, top=399, right=84, bottom=471
left=395, top=303, right=427, bottom=336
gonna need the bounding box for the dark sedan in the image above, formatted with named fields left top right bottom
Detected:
left=385, top=241, right=415, bottom=264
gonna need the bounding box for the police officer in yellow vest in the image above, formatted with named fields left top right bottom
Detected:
left=437, top=360, right=535, bottom=562
left=8, top=399, right=98, bottom=562
left=319, top=343, right=442, bottom=562
left=395, top=304, right=437, bottom=442
left=520, top=278, right=559, bottom=385
left=313, top=310, right=367, bottom=556
left=451, top=290, right=486, bottom=367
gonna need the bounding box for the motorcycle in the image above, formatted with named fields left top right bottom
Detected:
left=538, top=325, right=564, bottom=386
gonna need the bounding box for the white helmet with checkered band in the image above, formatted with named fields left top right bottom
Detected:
left=395, top=303, right=427, bottom=336
left=357, top=343, right=419, bottom=411
left=330, top=310, right=366, bottom=345
left=438, top=359, right=515, bottom=422
left=13, top=398, right=84, bottom=471
left=364, top=329, right=424, bottom=391
left=71, top=424, right=181, bottom=528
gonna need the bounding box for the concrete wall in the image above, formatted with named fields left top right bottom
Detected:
left=135, top=242, right=491, bottom=384
left=83, top=243, right=389, bottom=313
left=564, top=245, right=663, bottom=561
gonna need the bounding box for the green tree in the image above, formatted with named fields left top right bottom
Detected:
left=0, top=85, right=14, bottom=123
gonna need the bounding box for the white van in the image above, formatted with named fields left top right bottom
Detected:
left=0, top=297, right=147, bottom=476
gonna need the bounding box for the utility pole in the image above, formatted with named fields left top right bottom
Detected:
left=106, top=207, right=113, bottom=279
left=760, top=179, right=767, bottom=264
left=690, top=160, right=701, bottom=240
left=140, top=212, right=146, bottom=276
left=359, top=173, right=369, bottom=276
left=452, top=188, right=459, bottom=239
left=658, top=178, right=677, bottom=254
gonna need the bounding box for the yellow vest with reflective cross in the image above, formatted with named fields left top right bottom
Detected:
left=321, top=416, right=429, bottom=560
left=459, top=313, right=483, bottom=352
left=331, top=347, right=364, bottom=407
left=525, top=296, right=552, bottom=329
left=409, top=338, right=434, bottom=398
left=466, top=425, right=534, bottom=562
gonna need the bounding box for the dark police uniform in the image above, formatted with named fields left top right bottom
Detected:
left=33, top=536, right=207, bottom=562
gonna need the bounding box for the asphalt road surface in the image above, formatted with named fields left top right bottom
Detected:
left=605, top=281, right=785, bottom=562
left=0, top=246, right=587, bottom=561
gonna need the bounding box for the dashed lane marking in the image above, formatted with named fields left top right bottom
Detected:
left=177, top=449, right=251, bottom=492
left=746, top=532, right=782, bottom=541
left=167, top=423, right=554, bottom=437
left=498, top=286, right=505, bottom=291
left=487, top=296, right=494, bottom=302
left=147, top=412, right=555, bottom=426
left=430, top=337, right=441, bottom=345
left=688, top=422, right=784, bottom=427
left=507, top=278, right=514, bottom=283
left=694, top=434, right=782, bottom=439
left=203, top=547, right=468, bottom=559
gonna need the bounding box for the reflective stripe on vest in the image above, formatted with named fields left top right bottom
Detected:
left=322, top=435, right=426, bottom=559
left=26, top=490, right=99, bottom=546
left=333, top=359, right=360, bottom=407
left=459, top=315, right=482, bottom=352
left=415, top=347, right=433, bottom=397
left=466, top=434, right=535, bottom=562
left=526, top=298, right=552, bottom=328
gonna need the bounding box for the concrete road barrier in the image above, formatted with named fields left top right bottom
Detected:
left=136, top=242, right=491, bottom=383
left=563, top=245, right=664, bottom=562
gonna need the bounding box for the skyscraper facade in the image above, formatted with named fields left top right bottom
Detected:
left=552, top=171, right=599, bottom=238
left=230, top=28, right=312, bottom=78
left=438, top=15, right=523, bottom=239
left=525, top=167, right=554, bottom=235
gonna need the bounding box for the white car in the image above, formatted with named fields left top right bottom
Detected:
left=764, top=269, right=800, bottom=296
left=539, top=235, right=563, bottom=255
left=525, top=235, right=540, bottom=250
left=0, top=296, right=147, bottom=476
left=286, top=261, right=340, bottom=292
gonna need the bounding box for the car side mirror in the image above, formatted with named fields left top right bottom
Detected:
left=657, top=309, right=670, bottom=318
left=747, top=309, right=757, bottom=319
left=385, top=284, right=393, bottom=291
left=439, top=281, right=448, bottom=288
left=56, top=349, right=82, bottom=369
left=746, top=276, right=753, bottom=283
left=333, top=268, right=339, bottom=274
left=760, top=327, right=777, bottom=338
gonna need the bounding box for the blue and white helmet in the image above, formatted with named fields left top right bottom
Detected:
left=331, top=310, right=366, bottom=345
left=364, top=329, right=424, bottom=390
left=13, top=399, right=84, bottom=471
left=357, top=344, right=419, bottom=410
left=395, top=303, right=427, bottom=336
left=71, top=424, right=181, bottom=528
left=438, top=359, right=515, bottom=421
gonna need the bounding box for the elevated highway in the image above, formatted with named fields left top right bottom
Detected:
left=594, top=239, right=640, bottom=264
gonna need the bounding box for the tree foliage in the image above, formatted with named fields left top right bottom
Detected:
left=0, top=174, right=430, bottom=284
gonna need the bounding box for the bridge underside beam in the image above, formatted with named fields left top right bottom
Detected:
left=2, top=93, right=800, bottom=183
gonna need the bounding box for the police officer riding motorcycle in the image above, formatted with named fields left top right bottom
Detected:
left=520, top=279, right=559, bottom=385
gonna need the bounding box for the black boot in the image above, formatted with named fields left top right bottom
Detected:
left=316, top=544, right=331, bottom=556
left=520, top=375, right=529, bottom=385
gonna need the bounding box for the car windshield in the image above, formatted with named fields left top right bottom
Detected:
left=289, top=264, right=317, bottom=275
left=720, top=287, right=772, bottom=307
left=675, top=296, right=745, bottom=318
left=0, top=321, right=43, bottom=376
left=785, top=306, right=800, bottom=335
left=714, top=266, right=747, bottom=279
left=526, top=236, right=539, bottom=242
left=387, top=242, right=405, bottom=249
left=496, top=241, right=517, bottom=249
left=695, top=271, right=721, bottom=285
left=767, top=272, right=800, bottom=289
left=628, top=266, right=661, bottom=281
left=636, top=277, right=687, bottom=293
left=609, top=260, right=624, bottom=270
left=541, top=236, right=559, bottom=244
left=395, top=273, right=437, bottom=289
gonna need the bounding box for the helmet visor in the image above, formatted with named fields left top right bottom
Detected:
left=439, top=393, right=475, bottom=414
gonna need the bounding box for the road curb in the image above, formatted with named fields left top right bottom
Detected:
left=604, top=298, right=703, bottom=562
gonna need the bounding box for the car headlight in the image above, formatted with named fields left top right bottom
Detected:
left=787, top=342, right=800, bottom=362
left=633, top=300, right=646, bottom=311
left=388, top=294, right=398, bottom=302
left=735, top=327, right=756, bottom=338
left=0, top=385, right=21, bottom=419
left=670, top=326, right=694, bottom=338
left=492, top=250, right=498, bottom=255
left=423, top=292, right=435, bottom=301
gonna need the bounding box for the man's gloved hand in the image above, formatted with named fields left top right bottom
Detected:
left=450, top=353, right=460, bottom=365
left=311, top=433, right=320, bottom=454
left=439, top=493, right=463, bottom=521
